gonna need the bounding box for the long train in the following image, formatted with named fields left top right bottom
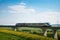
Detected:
left=16, top=23, right=51, bottom=27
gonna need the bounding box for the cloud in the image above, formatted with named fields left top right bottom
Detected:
left=8, top=2, right=36, bottom=14
left=8, top=2, right=60, bottom=24
left=0, top=2, right=60, bottom=25
left=38, top=11, right=60, bottom=24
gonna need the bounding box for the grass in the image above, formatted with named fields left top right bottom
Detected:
left=17, top=27, right=42, bottom=31
left=0, top=32, right=25, bottom=40
left=0, top=29, right=56, bottom=40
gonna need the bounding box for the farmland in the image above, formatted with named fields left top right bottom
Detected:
left=0, top=27, right=59, bottom=40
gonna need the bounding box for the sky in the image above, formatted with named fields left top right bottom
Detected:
left=0, top=0, right=60, bottom=25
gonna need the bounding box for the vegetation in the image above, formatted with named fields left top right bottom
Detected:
left=0, top=29, right=56, bottom=40
left=0, top=32, right=25, bottom=40
left=17, top=27, right=60, bottom=40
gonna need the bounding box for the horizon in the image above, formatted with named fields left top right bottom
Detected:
left=0, top=0, right=60, bottom=25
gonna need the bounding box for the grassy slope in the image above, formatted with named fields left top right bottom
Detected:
left=0, top=32, right=25, bottom=40
left=0, top=29, right=56, bottom=40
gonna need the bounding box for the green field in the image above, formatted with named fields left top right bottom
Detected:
left=0, top=27, right=59, bottom=40
left=0, top=32, right=25, bottom=40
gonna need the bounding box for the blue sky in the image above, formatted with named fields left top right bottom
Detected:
left=0, top=0, right=60, bottom=25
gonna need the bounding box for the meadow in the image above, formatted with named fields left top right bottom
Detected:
left=0, top=27, right=59, bottom=40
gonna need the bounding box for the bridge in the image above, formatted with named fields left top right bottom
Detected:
left=13, top=23, right=60, bottom=40
left=14, top=26, right=60, bottom=40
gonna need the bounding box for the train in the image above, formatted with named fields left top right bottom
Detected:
left=16, top=23, right=51, bottom=27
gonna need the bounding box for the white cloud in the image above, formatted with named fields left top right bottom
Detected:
left=20, top=2, right=26, bottom=5
left=8, top=3, right=60, bottom=24
left=0, top=2, right=60, bottom=25
left=8, top=3, right=36, bottom=14
left=37, top=11, right=60, bottom=24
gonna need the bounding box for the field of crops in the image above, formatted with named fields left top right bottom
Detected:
left=0, top=27, right=57, bottom=40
